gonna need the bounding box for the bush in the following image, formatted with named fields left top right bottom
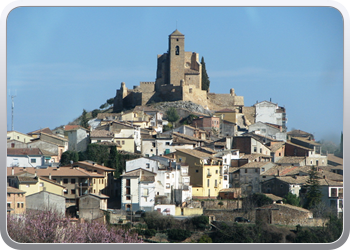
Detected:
left=143, top=211, right=176, bottom=231
left=189, top=215, right=209, bottom=230
left=167, top=228, right=191, bottom=241
left=198, top=234, right=212, bottom=243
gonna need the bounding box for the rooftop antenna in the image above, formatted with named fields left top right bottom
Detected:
left=9, top=90, right=17, bottom=131
left=176, top=20, right=178, bottom=29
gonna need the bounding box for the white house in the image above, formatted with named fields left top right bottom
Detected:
left=66, top=126, right=89, bottom=152
left=124, top=157, right=192, bottom=208
left=254, top=101, right=287, bottom=132
left=7, top=148, right=45, bottom=168
left=120, top=168, right=157, bottom=212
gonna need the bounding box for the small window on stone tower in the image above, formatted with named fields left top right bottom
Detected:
left=175, top=46, right=180, bottom=55
left=189, top=88, right=192, bottom=93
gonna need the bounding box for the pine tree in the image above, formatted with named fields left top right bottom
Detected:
left=303, top=166, right=323, bottom=209
left=201, top=57, right=210, bottom=92
left=80, top=109, right=89, bottom=129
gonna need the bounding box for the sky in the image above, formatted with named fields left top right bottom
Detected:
left=6, top=6, right=344, bottom=143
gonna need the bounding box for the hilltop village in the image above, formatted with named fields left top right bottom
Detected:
left=7, top=30, right=343, bottom=243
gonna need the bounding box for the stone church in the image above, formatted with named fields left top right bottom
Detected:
left=113, top=29, right=244, bottom=113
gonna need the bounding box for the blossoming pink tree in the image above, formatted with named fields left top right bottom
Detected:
left=7, top=209, right=142, bottom=243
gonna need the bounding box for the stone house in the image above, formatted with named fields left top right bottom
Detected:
left=78, top=193, right=109, bottom=222
left=27, top=139, right=64, bottom=164
left=89, top=129, right=115, bottom=144
left=141, top=133, right=174, bottom=157
left=261, top=176, right=309, bottom=198
left=275, top=156, right=306, bottom=167
left=255, top=203, right=324, bottom=227
left=26, top=191, right=66, bottom=217
left=163, top=124, right=207, bottom=140
left=232, top=135, right=272, bottom=156
left=268, top=141, right=285, bottom=163
left=192, top=116, right=220, bottom=135
left=7, top=186, right=26, bottom=215
left=239, top=162, right=275, bottom=195
left=287, top=129, right=314, bottom=141
left=285, top=137, right=327, bottom=166
left=95, top=121, right=141, bottom=153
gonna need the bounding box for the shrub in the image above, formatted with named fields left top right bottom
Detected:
left=167, top=228, right=191, bottom=241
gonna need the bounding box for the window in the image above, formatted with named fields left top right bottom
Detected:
left=63, top=190, right=68, bottom=195
left=260, top=148, right=262, bottom=153
left=189, top=88, right=192, bottom=93
left=166, top=174, right=170, bottom=179
left=122, top=140, right=125, bottom=145
left=146, top=163, right=150, bottom=169
left=71, top=189, right=76, bottom=195
left=7, top=203, right=11, bottom=208
left=175, top=46, right=180, bottom=55
left=31, top=159, right=36, bottom=163
left=195, top=169, right=199, bottom=173
left=143, top=188, right=148, bottom=196
left=71, top=179, right=76, bottom=184
left=254, top=147, right=257, bottom=153
left=11, top=143, right=15, bottom=148
left=245, top=169, right=248, bottom=173
left=207, top=179, right=210, bottom=187
left=63, top=179, right=68, bottom=184
left=166, top=142, right=170, bottom=145
left=214, top=179, right=218, bottom=188
left=166, top=183, right=170, bottom=189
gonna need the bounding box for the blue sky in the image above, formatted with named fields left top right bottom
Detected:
left=6, top=7, right=343, bottom=143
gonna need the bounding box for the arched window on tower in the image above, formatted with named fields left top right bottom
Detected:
left=175, top=46, right=180, bottom=55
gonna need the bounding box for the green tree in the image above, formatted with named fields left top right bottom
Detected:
left=80, top=109, right=89, bottom=129
left=166, top=107, right=179, bottom=127
left=201, top=57, right=210, bottom=92
left=334, top=131, right=343, bottom=158
left=303, top=166, right=322, bottom=209
left=283, top=192, right=301, bottom=207
left=60, top=150, right=79, bottom=166
left=106, top=97, right=115, bottom=107
left=91, top=109, right=101, bottom=118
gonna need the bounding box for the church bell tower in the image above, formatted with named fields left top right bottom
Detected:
left=168, top=29, right=185, bottom=86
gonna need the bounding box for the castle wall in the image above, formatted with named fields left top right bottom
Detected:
left=182, top=84, right=208, bottom=108
left=207, top=93, right=244, bottom=109
left=139, top=82, right=155, bottom=92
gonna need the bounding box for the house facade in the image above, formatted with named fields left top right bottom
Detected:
left=66, top=126, right=89, bottom=152
left=7, top=186, right=26, bottom=215
left=175, top=148, right=225, bottom=199
left=120, top=169, right=156, bottom=212
left=7, top=148, right=45, bottom=168
left=254, top=101, right=287, bottom=132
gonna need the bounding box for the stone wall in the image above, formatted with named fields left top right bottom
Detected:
left=203, top=209, right=255, bottom=222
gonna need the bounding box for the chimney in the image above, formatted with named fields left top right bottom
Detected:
left=49, top=173, right=52, bottom=180
left=11, top=167, right=14, bottom=176
left=34, top=171, right=37, bottom=177
left=102, top=163, right=104, bottom=166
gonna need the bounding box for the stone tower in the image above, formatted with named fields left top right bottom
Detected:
left=168, top=29, right=185, bottom=86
